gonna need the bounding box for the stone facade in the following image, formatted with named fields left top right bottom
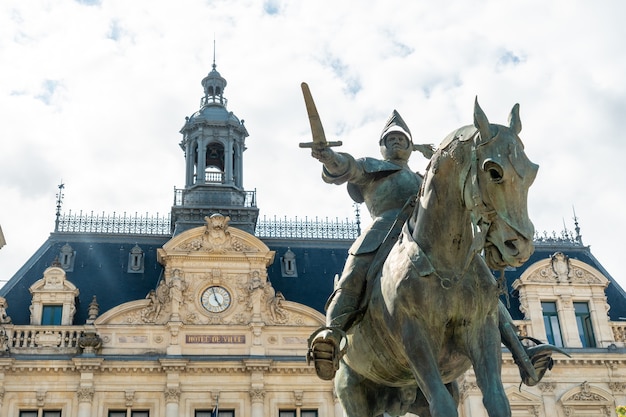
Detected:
left=0, top=217, right=336, bottom=417
left=1, top=226, right=625, bottom=417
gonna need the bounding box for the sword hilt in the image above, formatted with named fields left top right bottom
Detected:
left=299, top=140, right=343, bottom=149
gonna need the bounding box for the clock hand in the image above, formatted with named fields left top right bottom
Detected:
left=211, top=288, right=222, bottom=306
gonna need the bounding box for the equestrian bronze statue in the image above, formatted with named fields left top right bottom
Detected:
left=301, top=82, right=565, bottom=417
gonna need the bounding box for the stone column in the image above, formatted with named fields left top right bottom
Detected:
left=610, top=382, right=626, bottom=412
left=76, top=388, right=94, bottom=417
left=250, top=388, right=265, bottom=417
left=224, top=139, right=234, bottom=185
left=160, top=358, right=187, bottom=417
left=185, top=139, right=194, bottom=187
left=164, top=388, right=181, bottom=417
left=197, top=136, right=207, bottom=184
left=73, top=357, right=103, bottom=417
left=245, top=359, right=269, bottom=417
left=538, top=381, right=557, bottom=417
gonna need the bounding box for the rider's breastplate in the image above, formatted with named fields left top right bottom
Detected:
left=350, top=167, right=422, bottom=255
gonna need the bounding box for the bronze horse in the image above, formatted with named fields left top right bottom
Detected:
left=335, top=100, right=538, bottom=417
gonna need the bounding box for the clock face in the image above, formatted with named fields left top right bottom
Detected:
left=201, top=286, right=232, bottom=313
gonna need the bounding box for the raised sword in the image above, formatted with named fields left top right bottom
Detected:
left=298, top=82, right=342, bottom=150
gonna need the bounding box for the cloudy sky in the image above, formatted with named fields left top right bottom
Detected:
left=1, top=0, right=625, bottom=290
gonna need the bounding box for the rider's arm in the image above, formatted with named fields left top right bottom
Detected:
left=312, top=148, right=353, bottom=182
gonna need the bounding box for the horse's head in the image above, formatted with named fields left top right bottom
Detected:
left=467, top=98, right=538, bottom=269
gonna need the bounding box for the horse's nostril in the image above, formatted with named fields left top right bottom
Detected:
left=505, top=240, right=518, bottom=255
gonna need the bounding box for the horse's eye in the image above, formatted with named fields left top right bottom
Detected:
left=483, top=160, right=504, bottom=183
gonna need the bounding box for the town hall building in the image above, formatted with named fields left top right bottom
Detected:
left=0, top=63, right=625, bottom=417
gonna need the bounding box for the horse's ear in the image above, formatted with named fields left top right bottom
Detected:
left=473, top=97, right=491, bottom=140
left=508, top=103, right=522, bottom=134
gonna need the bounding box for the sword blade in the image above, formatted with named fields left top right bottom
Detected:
left=301, top=82, right=327, bottom=147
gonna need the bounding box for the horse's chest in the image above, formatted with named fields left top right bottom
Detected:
left=395, top=275, right=496, bottom=323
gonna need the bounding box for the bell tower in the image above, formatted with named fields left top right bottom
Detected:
left=171, top=60, right=259, bottom=235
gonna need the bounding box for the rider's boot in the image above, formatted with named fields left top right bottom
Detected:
left=518, top=336, right=570, bottom=386
left=307, top=290, right=359, bottom=380
left=498, top=302, right=570, bottom=386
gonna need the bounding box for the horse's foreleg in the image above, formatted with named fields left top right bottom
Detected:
left=400, top=324, right=459, bottom=417
left=469, top=317, right=511, bottom=417
left=334, top=362, right=376, bottom=417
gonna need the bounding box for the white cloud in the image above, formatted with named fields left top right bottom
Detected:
left=1, top=0, right=626, bottom=292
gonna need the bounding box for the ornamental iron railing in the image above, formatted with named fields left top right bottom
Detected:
left=54, top=211, right=360, bottom=239
left=534, top=230, right=584, bottom=246
left=55, top=210, right=581, bottom=246
left=55, top=211, right=171, bottom=235
left=255, top=215, right=359, bottom=240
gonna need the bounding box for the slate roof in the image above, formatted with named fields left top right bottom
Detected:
left=1, top=230, right=625, bottom=326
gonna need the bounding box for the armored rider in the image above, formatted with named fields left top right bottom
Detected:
left=308, top=109, right=426, bottom=380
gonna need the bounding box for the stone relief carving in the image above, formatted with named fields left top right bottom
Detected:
left=168, top=270, right=188, bottom=321
left=76, top=388, right=95, bottom=403
left=551, top=252, right=571, bottom=282
left=164, top=388, right=181, bottom=403
left=43, top=268, right=65, bottom=289
left=524, top=252, right=603, bottom=285
left=0, top=297, right=11, bottom=324
left=266, top=288, right=288, bottom=324
left=177, top=214, right=255, bottom=253
left=566, top=381, right=604, bottom=401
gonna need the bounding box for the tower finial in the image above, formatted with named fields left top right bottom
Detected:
left=213, top=35, right=216, bottom=70
left=54, top=182, right=65, bottom=232
left=572, top=206, right=582, bottom=244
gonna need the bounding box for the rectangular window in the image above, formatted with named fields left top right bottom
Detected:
left=541, top=301, right=563, bottom=347
left=108, top=411, right=149, bottom=417
left=279, top=410, right=318, bottom=417
left=20, top=412, right=61, bottom=417
left=195, top=410, right=234, bottom=417
left=574, top=302, right=596, bottom=347
left=42, top=305, right=63, bottom=325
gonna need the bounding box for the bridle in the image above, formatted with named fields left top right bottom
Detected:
left=409, top=129, right=501, bottom=290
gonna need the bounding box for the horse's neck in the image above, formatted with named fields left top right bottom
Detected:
left=411, top=157, right=474, bottom=274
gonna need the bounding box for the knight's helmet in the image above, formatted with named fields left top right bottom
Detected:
left=379, top=109, right=413, bottom=145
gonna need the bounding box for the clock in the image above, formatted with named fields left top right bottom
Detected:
left=201, top=286, right=232, bottom=313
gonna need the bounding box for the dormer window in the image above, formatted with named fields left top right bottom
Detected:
left=128, top=244, right=145, bottom=273
left=281, top=248, right=298, bottom=277
left=59, top=243, right=75, bottom=271
left=29, top=265, right=79, bottom=325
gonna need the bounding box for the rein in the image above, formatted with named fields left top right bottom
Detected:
left=410, top=131, right=500, bottom=290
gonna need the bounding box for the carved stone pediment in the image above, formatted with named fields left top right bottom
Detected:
left=162, top=214, right=268, bottom=255
left=559, top=382, right=612, bottom=416
left=514, top=253, right=608, bottom=288
left=30, top=266, right=78, bottom=293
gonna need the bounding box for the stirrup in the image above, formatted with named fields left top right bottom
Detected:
left=307, top=327, right=347, bottom=380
